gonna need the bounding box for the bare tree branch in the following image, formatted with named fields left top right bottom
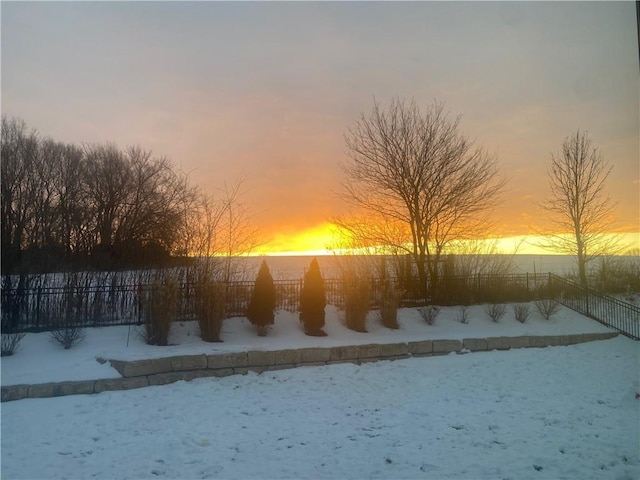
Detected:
left=537, top=130, right=619, bottom=286
left=336, top=98, right=505, bottom=295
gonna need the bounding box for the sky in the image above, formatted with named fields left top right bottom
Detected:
left=2, top=1, right=638, bottom=255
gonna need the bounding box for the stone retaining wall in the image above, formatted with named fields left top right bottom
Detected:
left=1, top=332, right=618, bottom=402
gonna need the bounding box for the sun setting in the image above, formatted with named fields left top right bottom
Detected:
left=1, top=1, right=638, bottom=268
left=1, top=4, right=639, bottom=480
left=254, top=223, right=348, bottom=257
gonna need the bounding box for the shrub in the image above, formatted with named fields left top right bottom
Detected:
left=333, top=253, right=372, bottom=332
left=50, top=287, right=86, bottom=350
left=483, top=303, right=506, bottom=323
left=144, top=277, right=178, bottom=345
left=513, top=303, right=531, bottom=323
left=299, top=258, right=327, bottom=336
left=50, top=324, right=86, bottom=350
left=247, top=260, right=276, bottom=336
left=195, top=278, right=226, bottom=342
left=418, top=305, right=441, bottom=325
left=1, top=332, right=26, bottom=356
left=378, top=279, right=402, bottom=329
left=344, top=276, right=370, bottom=333
left=457, top=305, right=470, bottom=324
left=535, top=298, right=560, bottom=320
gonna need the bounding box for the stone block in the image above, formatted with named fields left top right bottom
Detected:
left=557, top=335, right=580, bottom=346
left=528, top=335, right=555, bottom=348
left=509, top=336, right=530, bottom=349
left=327, top=360, right=359, bottom=366
left=206, top=368, right=234, bottom=378
left=379, top=343, right=409, bottom=358
left=407, top=340, right=433, bottom=355
left=486, top=337, right=512, bottom=350
left=56, top=380, right=95, bottom=396
left=299, top=347, right=331, bottom=363
left=1, top=385, right=29, bottom=402
left=207, top=352, right=247, bottom=369
left=297, top=361, right=326, bottom=368
left=267, top=364, right=295, bottom=372
left=171, top=355, right=207, bottom=371
left=233, top=367, right=249, bottom=375
left=27, top=383, right=57, bottom=398
left=94, top=377, right=149, bottom=393
left=148, top=371, right=191, bottom=386
left=357, top=344, right=380, bottom=360
left=112, top=357, right=173, bottom=377
left=247, top=350, right=275, bottom=367
left=463, top=338, right=488, bottom=352
left=275, top=349, right=300, bottom=365
left=148, top=370, right=225, bottom=386
left=330, top=345, right=359, bottom=361
left=433, top=339, right=463, bottom=354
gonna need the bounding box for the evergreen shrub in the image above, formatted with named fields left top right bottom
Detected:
left=247, top=260, right=276, bottom=336
left=299, top=258, right=327, bottom=336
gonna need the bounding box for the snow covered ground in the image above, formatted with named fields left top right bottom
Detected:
left=1, top=304, right=639, bottom=479
left=1, top=303, right=616, bottom=386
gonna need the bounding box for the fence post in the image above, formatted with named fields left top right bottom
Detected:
left=36, top=286, right=42, bottom=330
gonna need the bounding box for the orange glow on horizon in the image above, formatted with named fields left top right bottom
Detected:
left=254, top=223, right=353, bottom=257
left=252, top=228, right=639, bottom=257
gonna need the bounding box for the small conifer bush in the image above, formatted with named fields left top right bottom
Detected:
left=247, top=260, right=276, bottom=336
left=299, top=258, right=327, bottom=336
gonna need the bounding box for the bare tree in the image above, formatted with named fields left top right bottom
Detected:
left=539, top=131, right=618, bottom=287
left=183, top=179, right=263, bottom=283
left=1, top=116, right=41, bottom=271
left=337, top=98, right=505, bottom=296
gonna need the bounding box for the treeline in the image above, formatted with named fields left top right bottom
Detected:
left=1, top=116, right=245, bottom=274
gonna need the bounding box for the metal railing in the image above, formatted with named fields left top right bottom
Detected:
left=549, top=274, right=639, bottom=340
left=2, top=272, right=638, bottom=338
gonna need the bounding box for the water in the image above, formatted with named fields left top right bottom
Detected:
left=243, top=254, right=580, bottom=280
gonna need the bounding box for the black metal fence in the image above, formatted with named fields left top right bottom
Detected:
left=1, top=272, right=553, bottom=333
left=549, top=274, right=639, bottom=340
left=3, top=272, right=638, bottom=337
left=435, top=273, right=551, bottom=305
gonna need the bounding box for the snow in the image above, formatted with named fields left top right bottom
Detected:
left=2, top=303, right=614, bottom=386
left=1, top=303, right=639, bottom=479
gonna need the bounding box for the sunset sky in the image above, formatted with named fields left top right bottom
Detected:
left=2, top=1, right=638, bottom=255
